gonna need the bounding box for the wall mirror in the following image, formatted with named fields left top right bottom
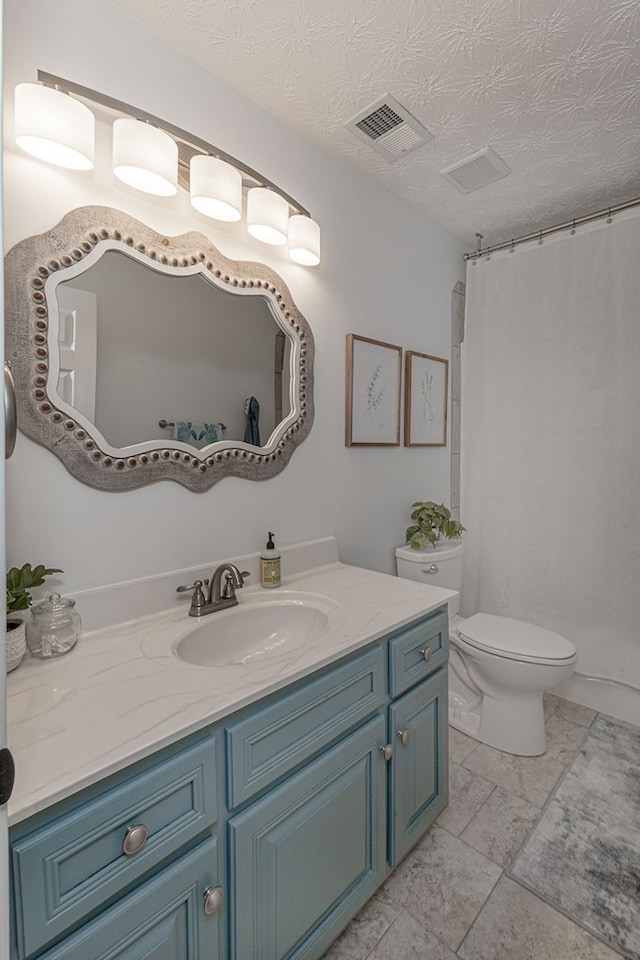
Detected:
left=5, top=206, right=314, bottom=491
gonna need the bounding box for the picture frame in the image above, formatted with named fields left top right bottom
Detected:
left=345, top=334, right=402, bottom=446
left=404, top=351, right=448, bottom=446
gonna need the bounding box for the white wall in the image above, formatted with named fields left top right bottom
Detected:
left=4, top=0, right=465, bottom=594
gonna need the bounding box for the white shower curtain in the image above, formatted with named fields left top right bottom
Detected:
left=461, top=207, right=640, bottom=690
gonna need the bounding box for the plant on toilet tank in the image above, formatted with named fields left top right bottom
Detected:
left=405, top=500, right=465, bottom=550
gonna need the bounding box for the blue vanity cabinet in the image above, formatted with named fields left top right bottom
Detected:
left=9, top=605, right=450, bottom=960
left=9, top=734, right=223, bottom=960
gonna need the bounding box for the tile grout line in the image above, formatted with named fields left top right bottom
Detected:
left=361, top=911, right=401, bottom=960
left=453, top=864, right=504, bottom=957
left=458, top=787, right=543, bottom=870
left=438, top=774, right=497, bottom=840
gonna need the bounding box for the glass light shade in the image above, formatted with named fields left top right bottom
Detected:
left=14, top=83, right=95, bottom=171
left=288, top=215, right=321, bottom=266
left=246, top=188, right=289, bottom=245
left=190, top=155, right=242, bottom=222
left=113, top=118, right=178, bottom=197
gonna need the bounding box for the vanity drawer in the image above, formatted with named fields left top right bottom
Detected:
left=388, top=609, right=449, bottom=698
left=32, top=838, right=221, bottom=960
left=11, top=735, right=217, bottom=959
left=226, top=645, right=385, bottom=808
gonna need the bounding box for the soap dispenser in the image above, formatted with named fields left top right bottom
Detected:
left=260, top=532, right=281, bottom=589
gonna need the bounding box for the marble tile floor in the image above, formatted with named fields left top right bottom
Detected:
left=321, top=694, right=634, bottom=960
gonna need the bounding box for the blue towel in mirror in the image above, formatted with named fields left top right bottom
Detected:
left=198, top=423, right=219, bottom=445
left=173, top=421, right=194, bottom=443
left=172, top=421, right=220, bottom=447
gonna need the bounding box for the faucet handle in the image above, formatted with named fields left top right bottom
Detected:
left=221, top=570, right=251, bottom=601
left=176, top=579, right=204, bottom=593
left=176, top=579, right=206, bottom=615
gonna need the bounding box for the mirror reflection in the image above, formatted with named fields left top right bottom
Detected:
left=56, top=250, right=292, bottom=450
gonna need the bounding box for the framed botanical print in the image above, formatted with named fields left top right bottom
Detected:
left=404, top=351, right=448, bottom=446
left=345, top=334, right=402, bottom=446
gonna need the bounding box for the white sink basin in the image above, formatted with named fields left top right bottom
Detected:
left=175, top=592, right=341, bottom=667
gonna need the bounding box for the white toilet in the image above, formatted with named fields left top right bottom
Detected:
left=395, top=541, right=576, bottom=756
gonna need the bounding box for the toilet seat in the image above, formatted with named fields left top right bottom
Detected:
left=455, top=613, right=576, bottom=665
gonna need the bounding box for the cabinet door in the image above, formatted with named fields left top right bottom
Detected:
left=11, top=736, right=217, bottom=959
left=389, top=668, right=448, bottom=865
left=229, top=715, right=387, bottom=960
left=34, top=839, right=221, bottom=960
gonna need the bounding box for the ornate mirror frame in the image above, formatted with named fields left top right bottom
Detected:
left=5, top=206, right=314, bottom=491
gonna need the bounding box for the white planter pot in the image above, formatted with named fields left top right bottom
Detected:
left=6, top=618, right=26, bottom=672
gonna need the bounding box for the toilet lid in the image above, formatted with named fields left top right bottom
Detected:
left=457, top=613, right=576, bottom=662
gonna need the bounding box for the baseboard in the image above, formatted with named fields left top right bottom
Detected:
left=553, top=673, right=640, bottom=726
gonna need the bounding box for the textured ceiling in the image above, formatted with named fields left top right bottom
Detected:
left=109, top=0, right=640, bottom=247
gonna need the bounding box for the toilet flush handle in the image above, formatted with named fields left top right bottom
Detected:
left=421, top=563, right=439, bottom=575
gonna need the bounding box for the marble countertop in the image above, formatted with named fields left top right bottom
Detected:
left=6, top=561, right=454, bottom=826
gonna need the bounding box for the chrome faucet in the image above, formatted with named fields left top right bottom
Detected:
left=177, top=563, right=250, bottom=616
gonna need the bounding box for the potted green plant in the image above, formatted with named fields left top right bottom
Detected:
left=406, top=501, right=465, bottom=550
left=6, top=563, right=62, bottom=672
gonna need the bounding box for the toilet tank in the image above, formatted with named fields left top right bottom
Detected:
left=395, top=540, right=464, bottom=617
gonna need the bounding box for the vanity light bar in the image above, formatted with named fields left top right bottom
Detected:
left=23, top=71, right=320, bottom=265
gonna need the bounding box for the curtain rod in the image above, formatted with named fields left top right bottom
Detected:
left=464, top=196, right=640, bottom=261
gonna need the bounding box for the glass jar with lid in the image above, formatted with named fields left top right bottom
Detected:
left=26, top=592, right=81, bottom=658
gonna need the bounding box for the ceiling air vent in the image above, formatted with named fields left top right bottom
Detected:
left=346, top=95, right=433, bottom=162
left=440, top=146, right=511, bottom=193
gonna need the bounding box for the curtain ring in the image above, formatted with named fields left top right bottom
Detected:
left=509, top=239, right=515, bottom=253
left=538, top=230, right=543, bottom=245
left=607, top=207, right=613, bottom=224
left=570, top=219, right=576, bottom=235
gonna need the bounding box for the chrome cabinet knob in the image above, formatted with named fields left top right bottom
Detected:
left=398, top=729, right=411, bottom=746
left=203, top=885, right=224, bottom=916
left=122, top=823, right=148, bottom=856
left=379, top=743, right=393, bottom=762
left=419, top=646, right=433, bottom=662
